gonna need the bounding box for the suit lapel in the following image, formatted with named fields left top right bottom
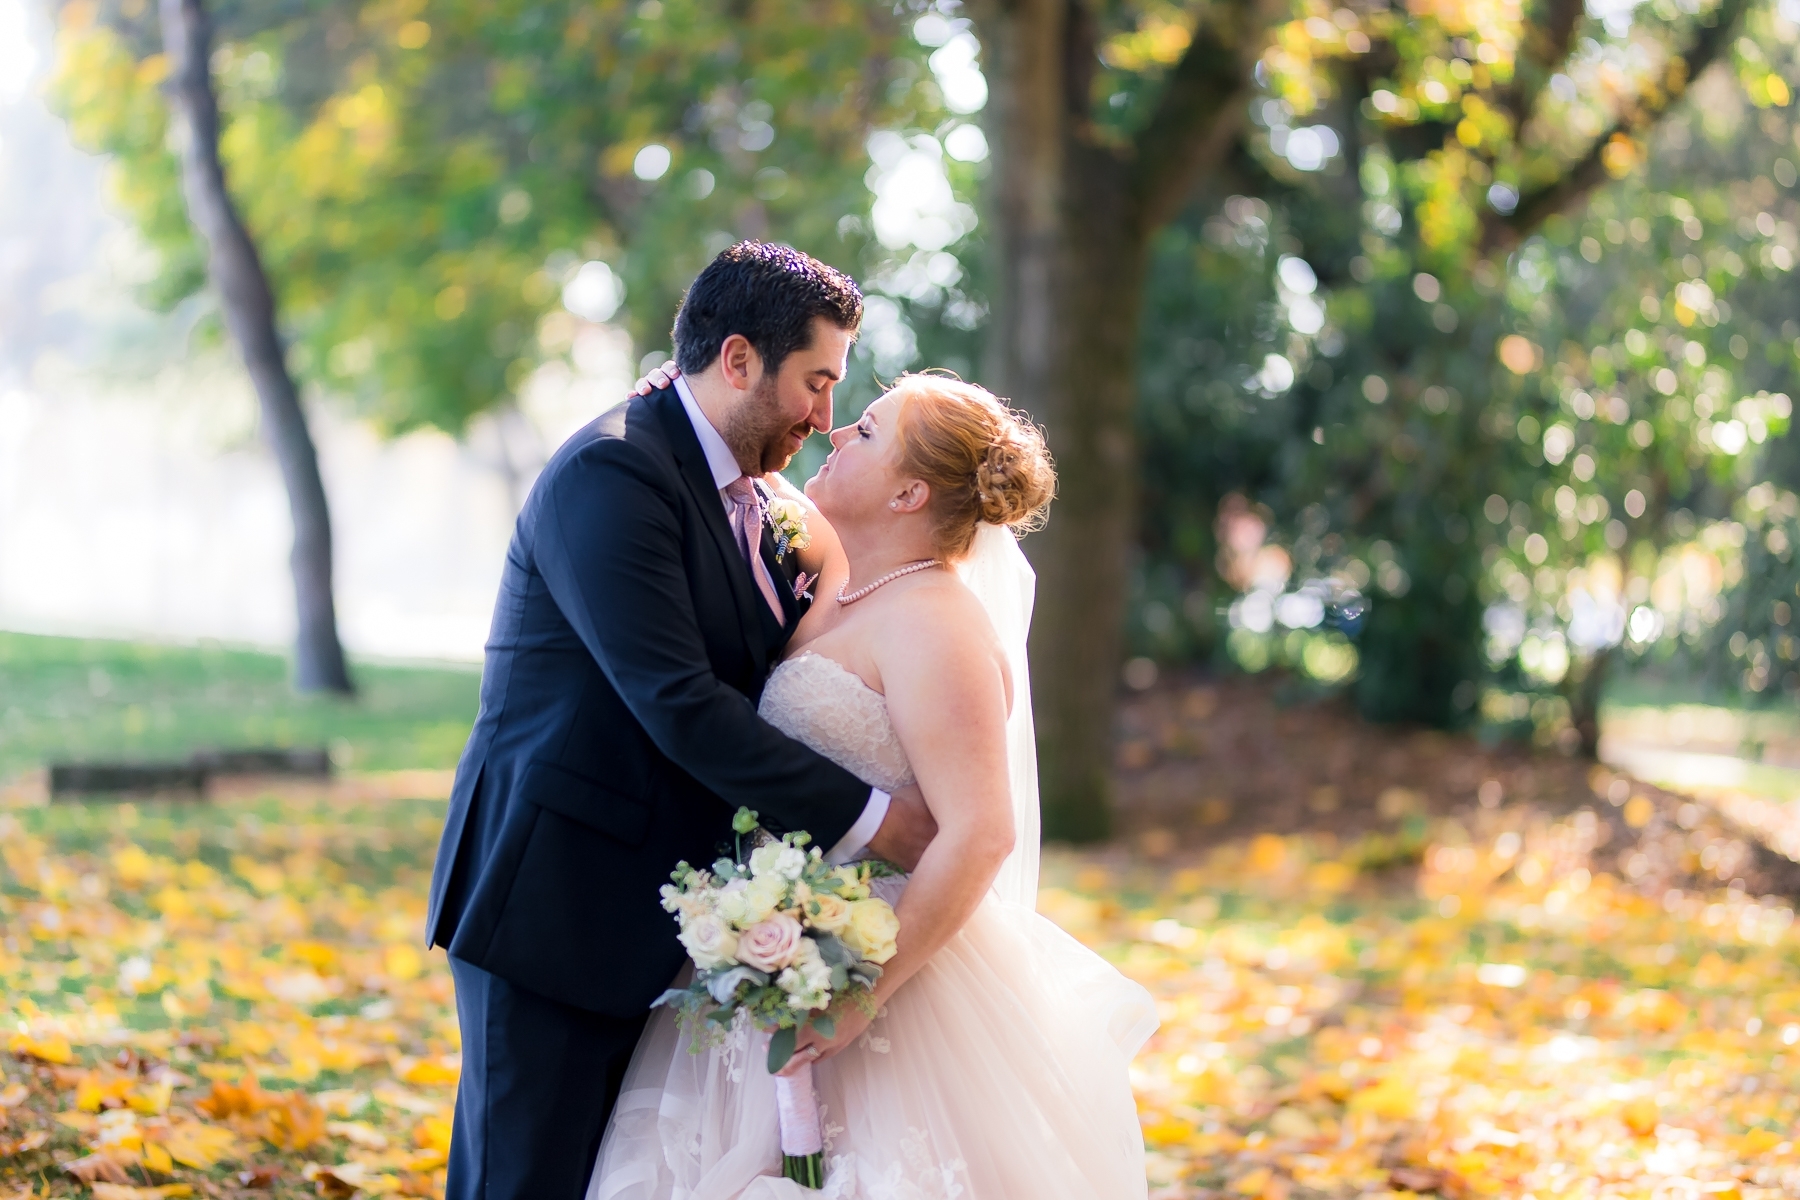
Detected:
left=648, top=388, right=768, bottom=678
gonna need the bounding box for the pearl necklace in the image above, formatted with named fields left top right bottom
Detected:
left=836, top=558, right=945, bottom=605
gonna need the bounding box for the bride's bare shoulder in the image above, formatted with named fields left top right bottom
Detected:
left=871, top=574, right=1008, bottom=692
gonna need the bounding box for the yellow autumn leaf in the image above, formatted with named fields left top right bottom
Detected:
left=1736, top=1127, right=1781, bottom=1156
left=141, top=1140, right=173, bottom=1174
left=1141, top=1116, right=1194, bottom=1145
left=256, top=1092, right=328, bottom=1152
left=398, top=1056, right=460, bottom=1086
left=1348, top=1075, right=1417, bottom=1120
left=1233, top=1166, right=1273, bottom=1194
left=127, top=1079, right=174, bottom=1115
left=327, top=1119, right=389, bottom=1149
left=304, top=1160, right=401, bottom=1195
left=9, top=1033, right=73, bottom=1064
left=385, top=942, right=424, bottom=981
left=413, top=1112, right=452, bottom=1153
left=153, top=1119, right=243, bottom=1169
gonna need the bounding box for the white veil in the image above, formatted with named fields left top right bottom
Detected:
left=954, top=522, right=1040, bottom=908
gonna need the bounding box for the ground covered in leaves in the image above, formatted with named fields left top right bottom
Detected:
left=3, top=773, right=1799, bottom=1198
left=0, top=798, right=457, bottom=1199
left=1050, top=819, right=1800, bottom=1200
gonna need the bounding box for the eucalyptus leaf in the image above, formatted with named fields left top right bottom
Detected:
left=705, top=965, right=770, bottom=1004
left=767, top=1025, right=797, bottom=1074
left=813, top=933, right=854, bottom=967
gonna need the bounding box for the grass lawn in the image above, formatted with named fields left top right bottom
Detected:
left=5, top=641, right=1800, bottom=1197
left=0, top=632, right=480, bottom=781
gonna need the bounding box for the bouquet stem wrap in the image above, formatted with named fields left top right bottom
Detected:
left=774, top=1062, right=824, bottom=1187
left=774, top=1061, right=822, bottom=1154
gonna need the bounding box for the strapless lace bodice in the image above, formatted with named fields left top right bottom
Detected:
left=758, top=653, right=915, bottom=793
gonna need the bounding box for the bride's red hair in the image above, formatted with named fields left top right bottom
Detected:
left=886, top=373, right=1055, bottom=558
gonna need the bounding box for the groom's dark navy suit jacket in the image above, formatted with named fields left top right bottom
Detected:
left=426, top=385, right=871, bottom=1015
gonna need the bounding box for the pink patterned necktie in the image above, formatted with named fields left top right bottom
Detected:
left=724, top=477, right=786, bottom=622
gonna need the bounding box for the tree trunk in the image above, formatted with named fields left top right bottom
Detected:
left=975, top=0, right=1258, bottom=840
left=1026, top=178, right=1146, bottom=842
left=1567, top=644, right=1612, bottom=761
left=977, top=0, right=1255, bottom=840
left=159, top=0, right=352, bottom=694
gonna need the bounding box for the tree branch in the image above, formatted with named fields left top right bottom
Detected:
left=1482, top=0, right=1752, bottom=252
left=1493, top=0, right=1587, bottom=129
left=1128, top=0, right=1282, bottom=233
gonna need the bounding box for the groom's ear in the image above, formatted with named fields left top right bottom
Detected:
left=718, top=334, right=764, bottom=393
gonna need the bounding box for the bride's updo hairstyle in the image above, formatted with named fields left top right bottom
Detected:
left=887, top=373, right=1055, bottom=558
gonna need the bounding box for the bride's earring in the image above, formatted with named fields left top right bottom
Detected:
left=889, top=500, right=899, bottom=509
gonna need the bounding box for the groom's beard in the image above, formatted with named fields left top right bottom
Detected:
left=725, top=375, right=811, bottom=475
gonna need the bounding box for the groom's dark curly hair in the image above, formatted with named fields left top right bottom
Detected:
left=672, top=241, right=863, bottom=377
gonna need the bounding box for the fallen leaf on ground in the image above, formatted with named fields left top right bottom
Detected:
left=62, top=1151, right=132, bottom=1183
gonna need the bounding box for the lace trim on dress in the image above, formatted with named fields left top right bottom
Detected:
left=758, top=653, right=916, bottom=794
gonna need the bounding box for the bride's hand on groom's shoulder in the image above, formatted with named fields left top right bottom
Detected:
left=780, top=1001, right=876, bottom=1075
left=628, top=360, right=680, bottom=397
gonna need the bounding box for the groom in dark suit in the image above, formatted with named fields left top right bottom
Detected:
left=427, top=242, right=936, bottom=1199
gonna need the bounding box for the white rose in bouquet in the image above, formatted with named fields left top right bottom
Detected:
left=741, top=874, right=788, bottom=925
left=678, top=913, right=740, bottom=969
left=750, top=841, right=809, bottom=882
left=777, top=939, right=833, bottom=1011
left=715, top=878, right=752, bottom=925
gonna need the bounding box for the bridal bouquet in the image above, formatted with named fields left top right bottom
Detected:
left=655, top=808, right=900, bottom=1187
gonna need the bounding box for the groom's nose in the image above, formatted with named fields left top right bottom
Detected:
left=808, top=386, right=834, bottom=433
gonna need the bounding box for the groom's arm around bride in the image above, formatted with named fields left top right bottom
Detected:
left=424, top=242, right=933, bottom=1200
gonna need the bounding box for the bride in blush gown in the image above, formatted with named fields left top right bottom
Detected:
left=589, top=374, right=1157, bottom=1199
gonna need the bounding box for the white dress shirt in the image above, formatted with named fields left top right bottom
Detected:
left=672, top=375, right=889, bottom=864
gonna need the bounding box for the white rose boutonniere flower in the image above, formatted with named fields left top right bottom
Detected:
left=765, top=496, right=812, bottom=559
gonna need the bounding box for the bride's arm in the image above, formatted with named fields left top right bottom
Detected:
left=788, top=584, right=1014, bottom=1067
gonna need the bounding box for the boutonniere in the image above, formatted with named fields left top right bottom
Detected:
left=764, top=496, right=813, bottom=561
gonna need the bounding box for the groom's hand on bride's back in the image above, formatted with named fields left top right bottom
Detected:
left=866, top=784, right=936, bottom=872
left=628, top=360, right=681, bottom=397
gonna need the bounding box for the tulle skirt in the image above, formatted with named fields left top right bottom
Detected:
left=588, top=888, right=1158, bottom=1200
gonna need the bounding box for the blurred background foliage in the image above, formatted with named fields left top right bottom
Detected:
left=1114, top=0, right=1800, bottom=757
left=50, top=0, right=939, bottom=433
left=39, top=0, right=1800, bottom=804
